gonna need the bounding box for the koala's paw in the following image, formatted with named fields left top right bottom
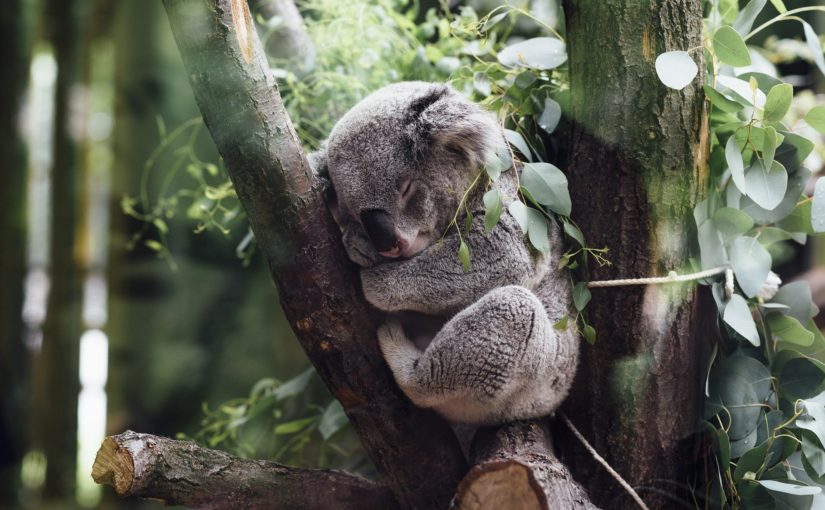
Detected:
left=361, top=265, right=400, bottom=311
left=342, top=228, right=379, bottom=268
left=377, top=318, right=416, bottom=364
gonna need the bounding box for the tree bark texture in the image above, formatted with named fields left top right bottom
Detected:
left=561, top=1, right=709, bottom=508
left=91, top=431, right=397, bottom=510
left=454, top=420, right=600, bottom=510
left=161, top=1, right=467, bottom=508
left=29, top=0, right=88, bottom=500
left=0, top=0, right=32, bottom=498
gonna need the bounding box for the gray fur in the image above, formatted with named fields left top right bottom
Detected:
left=312, top=81, right=579, bottom=425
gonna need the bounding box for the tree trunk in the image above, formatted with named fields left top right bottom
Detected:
left=161, top=1, right=467, bottom=508
left=0, top=0, right=33, bottom=501
left=29, top=0, right=88, bottom=501
left=454, top=420, right=600, bottom=510
left=561, top=1, right=708, bottom=508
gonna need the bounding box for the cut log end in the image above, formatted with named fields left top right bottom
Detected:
left=91, top=436, right=134, bottom=496
left=454, top=460, right=546, bottom=510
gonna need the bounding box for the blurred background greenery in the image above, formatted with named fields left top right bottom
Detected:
left=1, top=0, right=824, bottom=509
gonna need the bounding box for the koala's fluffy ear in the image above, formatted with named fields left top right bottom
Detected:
left=405, top=85, right=503, bottom=170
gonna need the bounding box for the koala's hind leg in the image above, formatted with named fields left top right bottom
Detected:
left=378, top=285, right=577, bottom=425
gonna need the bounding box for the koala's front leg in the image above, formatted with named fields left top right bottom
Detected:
left=378, top=285, right=578, bottom=425
left=362, top=212, right=538, bottom=315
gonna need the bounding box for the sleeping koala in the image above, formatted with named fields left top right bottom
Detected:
left=310, top=81, right=579, bottom=425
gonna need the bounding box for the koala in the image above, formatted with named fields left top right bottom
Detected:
left=311, top=81, right=579, bottom=425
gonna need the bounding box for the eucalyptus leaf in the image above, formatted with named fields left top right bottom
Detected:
left=707, top=354, right=771, bottom=439
left=483, top=188, right=502, bottom=232
left=655, top=51, right=699, bottom=90
left=713, top=26, right=752, bottom=67
left=698, top=221, right=726, bottom=271
left=732, top=0, right=767, bottom=35
left=520, top=162, right=572, bottom=216
left=771, top=282, right=816, bottom=324
left=802, top=21, right=825, bottom=77
left=806, top=106, right=825, bottom=135
left=473, top=71, right=492, bottom=96
left=764, top=83, right=793, bottom=123
left=537, top=97, right=562, bottom=134
left=741, top=168, right=810, bottom=224
left=779, top=357, right=825, bottom=400
left=744, top=159, right=788, bottom=211
left=497, top=37, right=567, bottom=70
left=526, top=208, right=550, bottom=253
left=726, top=135, right=747, bottom=195
left=573, top=282, right=591, bottom=311
left=768, top=313, right=815, bottom=347
left=796, top=393, right=825, bottom=451
left=723, top=294, right=761, bottom=346
left=563, top=221, right=585, bottom=246
left=507, top=200, right=530, bottom=233
left=704, top=85, right=744, bottom=113
left=273, top=368, right=314, bottom=401
left=458, top=240, right=471, bottom=272
left=505, top=129, right=533, bottom=162
left=768, top=0, right=787, bottom=14
left=762, top=126, right=777, bottom=172
left=730, top=236, right=772, bottom=299
left=757, top=480, right=821, bottom=496
left=717, top=75, right=766, bottom=108
left=713, top=207, right=754, bottom=239
left=319, top=400, right=349, bottom=440
left=812, top=178, right=825, bottom=233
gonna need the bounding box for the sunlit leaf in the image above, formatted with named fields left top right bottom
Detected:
left=655, top=51, right=698, bottom=90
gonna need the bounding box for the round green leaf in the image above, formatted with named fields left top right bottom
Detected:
left=764, top=83, right=793, bottom=123
left=713, top=26, right=752, bottom=67
left=655, top=51, right=698, bottom=90
left=712, top=207, right=754, bottom=239
left=526, top=207, right=550, bottom=253
left=730, top=236, right=772, bottom=299
left=497, top=37, right=567, bottom=70
left=520, top=162, right=571, bottom=216
left=744, top=160, right=788, bottom=211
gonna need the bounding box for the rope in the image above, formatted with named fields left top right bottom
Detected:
left=560, top=413, right=651, bottom=510
left=587, top=266, right=727, bottom=288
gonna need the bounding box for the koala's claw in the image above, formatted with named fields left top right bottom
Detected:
left=377, top=319, right=416, bottom=361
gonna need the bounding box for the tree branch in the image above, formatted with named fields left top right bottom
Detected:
left=454, top=420, right=600, bottom=510
left=91, top=431, right=397, bottom=510
left=157, top=1, right=467, bottom=508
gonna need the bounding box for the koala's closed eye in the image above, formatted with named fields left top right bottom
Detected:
left=399, top=180, right=415, bottom=203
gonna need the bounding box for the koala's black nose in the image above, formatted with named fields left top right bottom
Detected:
left=360, top=209, right=397, bottom=252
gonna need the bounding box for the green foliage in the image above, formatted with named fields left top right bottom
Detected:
left=179, top=369, right=368, bottom=470
left=657, top=1, right=825, bottom=507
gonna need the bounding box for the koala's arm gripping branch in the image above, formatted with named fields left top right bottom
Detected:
left=91, top=431, right=398, bottom=510
left=362, top=213, right=533, bottom=314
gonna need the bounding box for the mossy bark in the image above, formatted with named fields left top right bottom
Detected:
left=561, top=1, right=710, bottom=508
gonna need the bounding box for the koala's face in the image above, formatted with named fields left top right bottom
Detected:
left=321, top=82, right=502, bottom=267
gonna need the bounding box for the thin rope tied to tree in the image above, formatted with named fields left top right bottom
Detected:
left=587, top=266, right=727, bottom=288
